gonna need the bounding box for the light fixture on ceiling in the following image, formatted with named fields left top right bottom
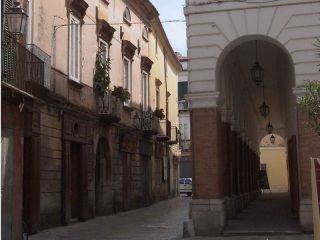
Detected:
left=270, top=134, right=276, bottom=144
left=259, top=85, right=270, bottom=118
left=266, top=122, right=273, bottom=134
left=250, top=40, right=264, bottom=86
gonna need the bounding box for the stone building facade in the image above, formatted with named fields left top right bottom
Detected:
left=184, top=0, right=320, bottom=236
left=1, top=0, right=181, bottom=239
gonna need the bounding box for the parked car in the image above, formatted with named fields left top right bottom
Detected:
left=180, top=178, right=192, bottom=196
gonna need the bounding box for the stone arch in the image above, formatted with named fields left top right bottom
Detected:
left=215, top=34, right=296, bottom=94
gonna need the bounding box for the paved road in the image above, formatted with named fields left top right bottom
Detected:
left=30, top=194, right=313, bottom=240
left=30, top=196, right=191, bottom=240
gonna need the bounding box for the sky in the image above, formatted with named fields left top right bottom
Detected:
left=150, top=0, right=187, bottom=56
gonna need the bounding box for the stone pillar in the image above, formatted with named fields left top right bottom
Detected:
left=296, top=105, right=320, bottom=231
left=190, top=108, right=226, bottom=236
left=228, top=129, right=236, bottom=217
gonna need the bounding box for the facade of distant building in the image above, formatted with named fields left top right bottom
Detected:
left=1, top=0, right=181, bottom=238
left=177, top=56, right=192, bottom=178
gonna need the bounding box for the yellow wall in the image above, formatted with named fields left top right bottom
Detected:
left=260, top=147, right=288, bottom=192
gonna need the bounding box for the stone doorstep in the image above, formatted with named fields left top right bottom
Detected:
left=183, top=234, right=314, bottom=240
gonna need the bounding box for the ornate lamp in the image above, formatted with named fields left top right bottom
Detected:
left=266, top=122, right=273, bottom=134
left=259, top=86, right=270, bottom=118
left=270, top=134, right=276, bottom=144
left=250, top=40, right=264, bottom=86
left=5, top=1, right=28, bottom=37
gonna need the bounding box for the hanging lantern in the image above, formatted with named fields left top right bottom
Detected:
left=266, top=122, right=273, bottom=134
left=270, top=134, right=276, bottom=144
left=5, top=1, right=28, bottom=37
left=259, top=101, right=270, bottom=118
left=250, top=40, right=264, bottom=86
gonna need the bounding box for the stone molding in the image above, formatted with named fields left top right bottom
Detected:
left=141, top=56, right=153, bottom=73
left=121, top=40, right=137, bottom=60
left=186, top=91, right=221, bottom=109
left=97, top=19, right=116, bottom=43
left=67, top=0, right=88, bottom=20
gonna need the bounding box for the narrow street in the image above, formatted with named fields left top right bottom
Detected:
left=29, top=194, right=314, bottom=240
left=29, top=197, right=191, bottom=240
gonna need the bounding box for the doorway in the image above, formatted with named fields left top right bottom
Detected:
left=70, top=142, right=82, bottom=220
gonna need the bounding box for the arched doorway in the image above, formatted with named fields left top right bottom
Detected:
left=95, top=137, right=112, bottom=216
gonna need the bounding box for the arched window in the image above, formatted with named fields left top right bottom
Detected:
left=123, top=7, right=131, bottom=25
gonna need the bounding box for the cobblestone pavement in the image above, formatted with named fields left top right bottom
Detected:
left=30, top=196, right=191, bottom=240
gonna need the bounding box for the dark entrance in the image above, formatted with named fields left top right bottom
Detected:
left=70, top=142, right=82, bottom=220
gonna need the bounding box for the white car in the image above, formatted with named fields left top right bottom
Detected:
left=180, top=178, right=192, bottom=196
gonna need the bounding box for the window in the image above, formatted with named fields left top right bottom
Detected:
left=142, top=26, right=148, bottom=41
left=156, top=84, right=160, bottom=109
left=142, top=72, right=148, bottom=111
left=69, top=15, right=80, bottom=82
left=99, top=39, right=108, bottom=64
left=123, top=7, right=131, bottom=25
left=123, top=57, right=131, bottom=104
left=155, top=37, right=158, bottom=56
left=26, top=0, right=32, bottom=44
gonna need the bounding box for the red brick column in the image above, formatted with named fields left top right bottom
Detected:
left=190, top=108, right=224, bottom=199
left=229, top=130, right=236, bottom=196
left=221, top=122, right=231, bottom=197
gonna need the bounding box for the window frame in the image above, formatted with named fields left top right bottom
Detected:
left=123, top=56, right=132, bottom=105
left=69, top=14, right=81, bottom=83
left=123, top=7, right=131, bottom=25
left=142, top=71, right=149, bottom=111
left=99, top=38, right=109, bottom=64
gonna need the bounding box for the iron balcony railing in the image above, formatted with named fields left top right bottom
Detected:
left=26, top=44, right=51, bottom=89
left=178, top=100, right=188, bottom=111
left=1, top=32, right=50, bottom=94
left=141, top=111, right=160, bottom=135
left=156, top=119, right=171, bottom=142
left=181, top=139, right=191, bottom=151
left=97, top=90, right=123, bottom=122
left=168, top=126, right=179, bottom=145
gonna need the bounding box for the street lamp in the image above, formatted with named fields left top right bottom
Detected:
left=5, top=1, right=28, bottom=37
left=270, top=134, right=275, bottom=144
left=250, top=40, right=264, bottom=86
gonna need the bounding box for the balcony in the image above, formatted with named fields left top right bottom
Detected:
left=168, top=126, right=179, bottom=145
left=181, top=139, right=191, bottom=151
left=178, top=100, right=188, bottom=111
left=141, top=111, right=160, bottom=135
left=156, top=119, right=171, bottom=142
left=1, top=33, right=51, bottom=96
left=97, top=90, right=123, bottom=123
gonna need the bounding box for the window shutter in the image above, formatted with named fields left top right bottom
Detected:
left=2, top=0, right=16, bottom=84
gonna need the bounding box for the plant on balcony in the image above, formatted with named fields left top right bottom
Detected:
left=299, top=80, right=320, bottom=136
left=93, top=51, right=110, bottom=99
left=111, top=86, right=130, bottom=102
left=153, top=108, right=165, bottom=120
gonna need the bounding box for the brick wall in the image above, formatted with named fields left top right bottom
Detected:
left=297, top=105, right=320, bottom=199
left=191, top=108, right=223, bottom=199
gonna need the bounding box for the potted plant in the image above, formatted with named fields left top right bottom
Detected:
left=93, top=50, right=111, bottom=112
left=153, top=108, right=165, bottom=120
left=112, top=86, right=131, bottom=102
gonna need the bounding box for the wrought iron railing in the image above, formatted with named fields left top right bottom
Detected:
left=168, top=126, right=179, bottom=144
left=141, top=111, right=159, bottom=134
left=27, top=44, right=51, bottom=89
left=157, top=119, right=171, bottom=141
left=178, top=100, right=188, bottom=111
left=1, top=32, right=47, bottom=94
left=97, top=90, right=123, bottom=122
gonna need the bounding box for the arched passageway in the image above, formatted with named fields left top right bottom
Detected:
left=185, top=1, right=320, bottom=237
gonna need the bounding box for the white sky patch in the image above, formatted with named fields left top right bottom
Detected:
left=150, top=0, right=187, bottom=56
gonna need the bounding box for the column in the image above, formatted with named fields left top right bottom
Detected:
left=190, top=108, right=226, bottom=236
